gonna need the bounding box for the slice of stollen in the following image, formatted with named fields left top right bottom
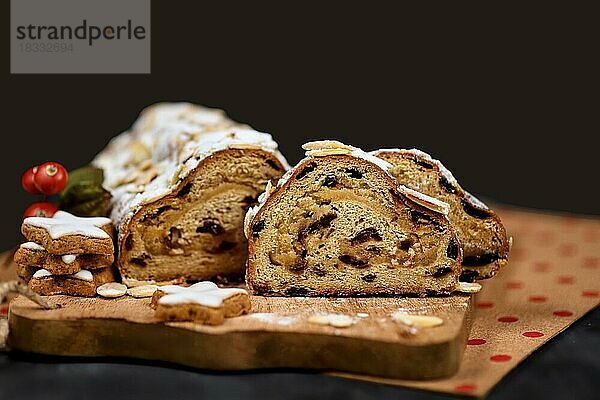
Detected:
left=245, top=141, right=463, bottom=296
left=92, top=103, right=288, bottom=285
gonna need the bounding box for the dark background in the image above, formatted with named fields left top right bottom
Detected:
left=2, top=3, right=598, bottom=247
left=2, top=2, right=599, bottom=399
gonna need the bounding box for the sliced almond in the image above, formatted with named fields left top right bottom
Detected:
left=392, top=313, right=443, bottom=328
left=97, top=282, right=127, bottom=298
left=228, top=143, right=263, bottom=150
left=135, top=169, right=158, bottom=185
left=302, top=140, right=352, bottom=151
left=128, top=142, right=151, bottom=164
left=126, top=285, right=159, bottom=298
left=397, top=185, right=450, bottom=215
left=122, top=277, right=157, bottom=288
left=306, top=148, right=352, bottom=157
left=138, top=159, right=154, bottom=172
left=456, top=281, right=482, bottom=293
left=327, top=314, right=356, bottom=328
left=307, top=315, right=330, bottom=326
left=307, top=313, right=356, bottom=328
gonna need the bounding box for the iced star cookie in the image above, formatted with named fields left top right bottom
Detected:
left=22, top=211, right=114, bottom=255
left=151, top=281, right=251, bottom=325
left=14, top=242, right=114, bottom=275
left=27, top=267, right=116, bottom=297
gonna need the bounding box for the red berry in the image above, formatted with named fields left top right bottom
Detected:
left=23, top=202, right=59, bottom=219
left=21, top=166, right=42, bottom=194
left=33, top=162, right=68, bottom=195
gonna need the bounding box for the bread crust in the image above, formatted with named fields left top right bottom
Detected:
left=373, top=149, right=510, bottom=280
left=93, top=103, right=288, bottom=285
left=116, top=148, right=285, bottom=283
left=246, top=146, right=463, bottom=296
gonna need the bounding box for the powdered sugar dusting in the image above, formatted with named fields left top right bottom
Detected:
left=92, top=103, right=289, bottom=243
left=373, top=148, right=458, bottom=186
left=244, top=141, right=403, bottom=238
left=463, top=190, right=490, bottom=210
left=371, top=148, right=492, bottom=213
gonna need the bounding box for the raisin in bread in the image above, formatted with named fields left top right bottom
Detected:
left=244, top=141, right=463, bottom=296
left=93, top=103, right=288, bottom=285
left=372, top=149, right=509, bottom=281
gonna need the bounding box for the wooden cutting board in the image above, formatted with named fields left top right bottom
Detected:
left=4, top=252, right=474, bottom=380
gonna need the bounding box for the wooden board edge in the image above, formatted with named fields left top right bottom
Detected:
left=7, top=294, right=474, bottom=380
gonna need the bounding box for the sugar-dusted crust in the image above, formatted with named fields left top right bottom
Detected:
left=14, top=244, right=113, bottom=275
left=27, top=267, right=116, bottom=297
left=92, top=103, right=288, bottom=284
left=372, top=149, right=510, bottom=280
left=245, top=141, right=463, bottom=296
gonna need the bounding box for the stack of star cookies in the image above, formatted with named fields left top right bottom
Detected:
left=15, top=211, right=116, bottom=297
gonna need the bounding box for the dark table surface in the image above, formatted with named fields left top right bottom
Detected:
left=1, top=305, right=599, bottom=400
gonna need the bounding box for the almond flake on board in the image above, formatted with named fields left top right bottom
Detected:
left=97, top=282, right=127, bottom=298
left=456, top=281, right=482, bottom=293
left=126, top=285, right=159, bottom=298
left=391, top=313, right=444, bottom=328
left=308, top=313, right=356, bottom=328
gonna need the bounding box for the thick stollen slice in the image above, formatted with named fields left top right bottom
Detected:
left=21, top=211, right=114, bottom=255
left=27, top=267, right=116, bottom=297
left=114, top=148, right=285, bottom=284
left=372, top=149, right=509, bottom=280
left=152, top=281, right=251, bottom=325
left=14, top=242, right=114, bottom=275
left=245, top=141, right=463, bottom=296
left=93, top=103, right=288, bottom=284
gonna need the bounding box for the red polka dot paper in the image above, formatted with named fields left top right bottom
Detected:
left=340, top=207, right=600, bottom=397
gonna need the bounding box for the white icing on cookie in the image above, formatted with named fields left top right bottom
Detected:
left=71, top=269, right=94, bottom=281
left=24, top=211, right=112, bottom=239
left=32, top=269, right=52, bottom=278
left=32, top=268, right=93, bottom=282
left=159, top=281, right=218, bottom=294
left=20, top=242, right=45, bottom=251
left=62, top=254, right=77, bottom=264
left=157, top=281, right=247, bottom=308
